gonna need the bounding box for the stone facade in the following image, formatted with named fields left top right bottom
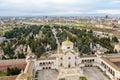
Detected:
left=16, top=39, right=120, bottom=80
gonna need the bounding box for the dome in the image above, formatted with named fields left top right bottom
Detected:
left=62, top=38, right=73, bottom=46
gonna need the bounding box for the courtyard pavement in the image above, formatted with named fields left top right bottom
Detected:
left=83, top=67, right=109, bottom=80
left=38, top=69, right=58, bottom=80
left=38, top=67, right=109, bottom=80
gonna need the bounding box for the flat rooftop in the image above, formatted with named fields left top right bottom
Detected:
left=113, top=62, right=120, bottom=67
left=101, top=57, right=120, bottom=71
left=108, top=57, right=120, bottom=68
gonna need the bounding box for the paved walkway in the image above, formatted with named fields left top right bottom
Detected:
left=51, top=26, right=60, bottom=47
left=83, top=67, right=109, bottom=80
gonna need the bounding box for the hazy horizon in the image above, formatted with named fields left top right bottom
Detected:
left=0, top=0, right=120, bottom=16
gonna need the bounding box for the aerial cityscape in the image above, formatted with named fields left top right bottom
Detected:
left=0, top=0, right=120, bottom=80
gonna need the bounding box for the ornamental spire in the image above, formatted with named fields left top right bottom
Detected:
left=67, top=36, right=69, bottom=41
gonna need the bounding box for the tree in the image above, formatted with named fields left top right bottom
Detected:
left=112, top=36, right=119, bottom=43
left=77, top=42, right=83, bottom=52
left=7, top=67, right=11, bottom=76
left=88, top=29, right=93, bottom=34
left=17, top=53, right=25, bottom=59
left=35, top=45, right=45, bottom=57
left=7, top=67, right=21, bottom=76
left=81, top=45, right=90, bottom=53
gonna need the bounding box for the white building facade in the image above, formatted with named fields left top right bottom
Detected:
left=16, top=39, right=120, bottom=80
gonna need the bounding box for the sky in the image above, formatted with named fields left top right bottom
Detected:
left=0, top=0, right=120, bottom=16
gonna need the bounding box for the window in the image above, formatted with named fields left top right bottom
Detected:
left=75, top=62, right=77, bottom=66
left=60, top=63, right=62, bottom=66
left=39, top=63, right=42, bottom=66
left=75, top=56, right=77, bottom=59
left=68, top=57, right=71, bottom=59
left=49, top=62, right=51, bottom=64
left=68, top=64, right=71, bottom=68
left=43, top=62, right=45, bottom=65
left=60, top=57, right=63, bottom=60
left=67, top=47, right=70, bottom=49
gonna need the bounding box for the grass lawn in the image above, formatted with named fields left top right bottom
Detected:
left=80, top=77, right=87, bottom=80
left=59, top=78, right=65, bottom=80
left=0, top=73, right=7, bottom=77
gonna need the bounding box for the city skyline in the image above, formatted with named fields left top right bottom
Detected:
left=0, top=0, right=120, bottom=16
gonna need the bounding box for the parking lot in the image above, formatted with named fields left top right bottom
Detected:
left=83, top=67, right=109, bottom=80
